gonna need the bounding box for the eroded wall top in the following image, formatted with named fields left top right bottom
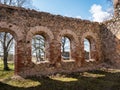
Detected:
left=0, top=4, right=99, bottom=29
left=114, top=0, right=120, bottom=17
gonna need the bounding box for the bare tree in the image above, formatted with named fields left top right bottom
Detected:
left=61, top=37, right=67, bottom=54
left=32, top=35, right=45, bottom=62
left=61, top=37, right=70, bottom=60
left=0, top=0, right=31, bottom=7
left=0, top=32, right=14, bottom=70
left=0, top=0, right=33, bottom=70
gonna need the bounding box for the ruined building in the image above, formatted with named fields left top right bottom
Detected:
left=0, top=0, right=120, bottom=77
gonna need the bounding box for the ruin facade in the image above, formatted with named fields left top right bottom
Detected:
left=0, top=0, right=119, bottom=77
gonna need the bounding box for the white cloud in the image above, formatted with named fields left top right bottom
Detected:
left=76, top=16, right=82, bottom=19
left=89, top=4, right=112, bottom=22
left=64, top=14, right=82, bottom=19
left=64, top=14, right=72, bottom=17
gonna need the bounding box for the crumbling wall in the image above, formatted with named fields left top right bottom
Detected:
left=1, top=3, right=119, bottom=77
left=100, top=17, right=120, bottom=67
left=100, top=0, right=120, bottom=68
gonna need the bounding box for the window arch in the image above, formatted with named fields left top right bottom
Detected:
left=83, top=36, right=97, bottom=62
left=27, top=26, right=54, bottom=63
left=0, top=32, right=15, bottom=71
left=0, top=22, right=24, bottom=75
left=61, top=36, right=71, bottom=60
left=58, top=30, right=79, bottom=62
left=32, top=34, right=47, bottom=63
left=84, top=38, right=91, bottom=61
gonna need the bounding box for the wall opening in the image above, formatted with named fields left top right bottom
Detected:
left=84, top=38, right=91, bottom=62
left=32, top=35, right=46, bottom=63
left=0, top=32, right=15, bottom=71
left=84, top=37, right=96, bottom=62
left=61, top=37, right=71, bottom=60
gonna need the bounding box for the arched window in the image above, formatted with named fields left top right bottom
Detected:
left=61, top=37, right=71, bottom=60
left=32, top=35, right=46, bottom=63
left=84, top=38, right=90, bottom=61
left=0, top=32, right=15, bottom=70
left=84, top=37, right=96, bottom=62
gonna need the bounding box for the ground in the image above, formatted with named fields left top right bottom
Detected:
left=0, top=60, right=120, bottom=90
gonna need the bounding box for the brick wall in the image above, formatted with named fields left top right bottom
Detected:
left=0, top=3, right=119, bottom=77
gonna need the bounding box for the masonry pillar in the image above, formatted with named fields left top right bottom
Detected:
left=81, top=44, right=85, bottom=65
left=49, top=39, right=61, bottom=65
left=14, top=40, right=25, bottom=75
left=26, top=41, right=32, bottom=63
left=71, top=42, right=81, bottom=67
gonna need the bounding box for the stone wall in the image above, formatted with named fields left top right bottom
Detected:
left=100, top=0, right=120, bottom=68
left=100, top=17, right=120, bottom=68
left=0, top=3, right=119, bottom=77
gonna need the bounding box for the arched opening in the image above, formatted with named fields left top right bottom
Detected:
left=0, top=32, right=15, bottom=71
left=32, top=35, right=46, bottom=63
left=58, top=30, right=79, bottom=62
left=61, top=37, right=71, bottom=60
left=84, top=37, right=96, bottom=62
left=84, top=38, right=91, bottom=62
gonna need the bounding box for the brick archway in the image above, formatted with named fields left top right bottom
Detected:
left=26, top=26, right=54, bottom=43
left=26, top=26, right=54, bottom=63
left=57, top=30, right=80, bottom=62
left=0, top=22, right=23, bottom=41
left=57, top=30, right=79, bottom=44
left=0, top=22, right=24, bottom=75
left=81, top=32, right=100, bottom=63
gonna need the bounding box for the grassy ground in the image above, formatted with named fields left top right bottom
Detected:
left=0, top=60, right=120, bottom=90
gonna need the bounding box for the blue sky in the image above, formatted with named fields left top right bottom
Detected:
left=30, top=0, right=113, bottom=52
left=31, top=0, right=113, bottom=21
left=0, top=0, right=114, bottom=55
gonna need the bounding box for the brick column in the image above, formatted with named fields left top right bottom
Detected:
left=26, top=42, right=32, bottom=63
left=81, top=44, right=85, bottom=66
left=49, top=39, right=61, bottom=65
left=71, top=42, right=81, bottom=67
left=14, top=41, right=25, bottom=75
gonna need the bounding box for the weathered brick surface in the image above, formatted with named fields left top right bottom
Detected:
left=100, top=17, right=120, bottom=67
left=99, top=0, right=120, bottom=68
left=0, top=0, right=119, bottom=77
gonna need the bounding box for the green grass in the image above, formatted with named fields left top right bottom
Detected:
left=0, top=60, right=120, bottom=90
left=0, top=60, right=14, bottom=79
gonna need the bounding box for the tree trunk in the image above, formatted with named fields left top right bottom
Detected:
left=2, top=33, right=9, bottom=70
left=9, top=0, right=12, bottom=5
left=62, top=37, right=66, bottom=56
left=3, top=50, right=9, bottom=70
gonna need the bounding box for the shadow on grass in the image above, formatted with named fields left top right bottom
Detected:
left=1, top=70, right=120, bottom=90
